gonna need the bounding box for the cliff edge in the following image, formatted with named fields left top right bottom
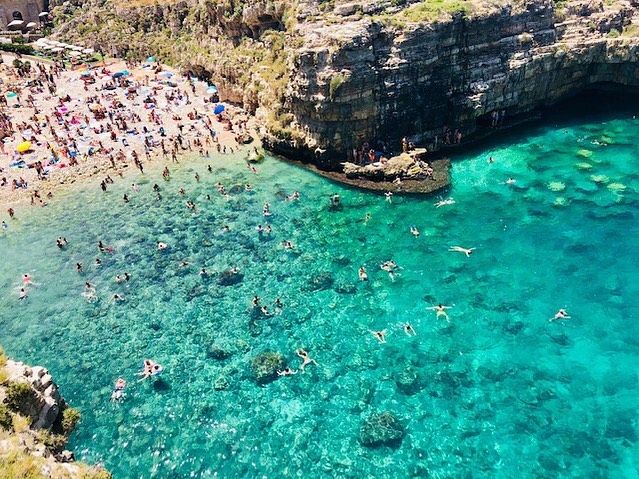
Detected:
left=0, top=348, right=111, bottom=479
left=49, top=0, right=639, bottom=170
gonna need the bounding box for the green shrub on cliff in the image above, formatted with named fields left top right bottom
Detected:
left=37, top=430, right=67, bottom=453
left=329, top=73, right=347, bottom=100
left=0, top=448, right=44, bottom=479
left=5, top=382, right=34, bottom=416
left=61, top=407, right=81, bottom=435
left=0, top=405, right=12, bottom=431
left=0, top=347, right=7, bottom=367
left=82, top=470, right=113, bottom=479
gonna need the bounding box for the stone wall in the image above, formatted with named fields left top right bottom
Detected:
left=0, top=0, right=46, bottom=29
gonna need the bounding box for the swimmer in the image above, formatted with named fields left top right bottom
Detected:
left=369, top=329, right=387, bottom=344
left=136, top=359, right=163, bottom=381
left=403, top=322, right=417, bottom=337
left=123, top=194, right=129, bottom=203
left=358, top=266, right=368, bottom=281
left=449, top=246, right=475, bottom=257
left=281, top=240, right=294, bottom=250
left=76, top=262, right=83, bottom=273
left=124, top=273, right=131, bottom=282
left=115, top=275, right=122, bottom=283
left=274, top=298, right=283, bottom=313
left=131, top=183, right=139, bottom=193
left=260, top=306, right=272, bottom=317
left=435, top=198, right=455, bottom=208
left=263, top=203, right=272, bottom=216
left=1, top=221, right=7, bottom=229
left=110, top=294, right=124, bottom=303
left=179, top=261, right=190, bottom=268
left=385, top=191, right=393, bottom=203
left=222, top=225, right=231, bottom=232
left=488, top=156, right=494, bottom=163
left=179, top=188, right=186, bottom=195
left=549, top=309, right=571, bottom=322
left=199, top=268, right=209, bottom=277
left=505, top=178, right=516, bottom=184
left=19, top=288, right=28, bottom=300
left=157, top=241, right=168, bottom=250
left=277, top=367, right=298, bottom=377
left=329, top=194, right=340, bottom=207
left=82, top=290, right=98, bottom=303
left=56, top=237, right=68, bottom=248
left=22, top=274, right=33, bottom=285
left=295, top=349, right=318, bottom=373
left=427, top=304, right=453, bottom=322
left=252, top=295, right=261, bottom=307
left=364, top=213, right=371, bottom=223
left=246, top=184, right=253, bottom=191
left=265, top=225, right=272, bottom=234
left=410, top=226, right=420, bottom=237
left=110, top=378, right=127, bottom=402
left=95, top=258, right=102, bottom=267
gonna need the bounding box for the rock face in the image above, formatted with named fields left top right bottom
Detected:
left=0, top=358, right=112, bottom=478
left=1, top=360, right=66, bottom=431
left=359, top=412, right=405, bottom=448
left=51, top=0, right=639, bottom=170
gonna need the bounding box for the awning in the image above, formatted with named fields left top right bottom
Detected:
left=7, top=20, right=24, bottom=27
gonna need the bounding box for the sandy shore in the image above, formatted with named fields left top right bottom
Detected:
left=0, top=53, right=259, bottom=218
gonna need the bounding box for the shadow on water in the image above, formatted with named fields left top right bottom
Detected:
left=451, top=86, right=639, bottom=160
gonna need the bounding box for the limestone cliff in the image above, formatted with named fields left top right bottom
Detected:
left=49, top=0, right=639, bottom=169
left=0, top=352, right=111, bottom=479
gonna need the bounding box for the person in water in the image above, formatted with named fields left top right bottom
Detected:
left=370, top=329, right=388, bottom=344
left=110, top=378, right=127, bottom=402
left=22, top=274, right=34, bottom=285
left=295, top=349, right=318, bottom=373
left=427, top=304, right=453, bottom=321
left=449, top=246, right=475, bottom=257
left=403, top=322, right=417, bottom=337
left=136, top=359, right=163, bottom=381
left=277, top=367, right=297, bottom=377
left=19, top=288, right=28, bottom=300
left=549, top=309, right=571, bottom=322
left=410, top=226, right=420, bottom=237
left=358, top=266, right=368, bottom=281
left=157, top=241, right=168, bottom=250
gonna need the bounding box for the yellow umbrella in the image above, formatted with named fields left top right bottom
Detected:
left=17, top=141, right=31, bottom=153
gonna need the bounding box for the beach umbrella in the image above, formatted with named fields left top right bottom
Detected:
left=52, top=47, right=63, bottom=52
left=112, top=72, right=124, bottom=79
left=207, top=85, right=218, bottom=93
left=6, top=92, right=18, bottom=99
left=7, top=20, right=24, bottom=27
left=72, top=46, right=84, bottom=51
left=146, top=56, right=156, bottom=63
left=39, top=12, right=49, bottom=17
left=81, top=71, right=91, bottom=76
left=88, top=103, right=103, bottom=111
left=44, top=45, right=55, bottom=50
left=26, top=22, right=38, bottom=30
left=82, top=48, right=94, bottom=54
left=161, top=72, right=173, bottom=77
left=69, top=51, right=82, bottom=57
left=17, top=141, right=31, bottom=153
left=213, top=105, right=225, bottom=115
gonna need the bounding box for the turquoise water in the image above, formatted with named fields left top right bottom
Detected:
left=2, top=100, right=639, bottom=477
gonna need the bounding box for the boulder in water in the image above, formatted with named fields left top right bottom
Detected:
left=250, top=351, right=284, bottom=384
left=359, top=412, right=405, bottom=448
left=217, top=269, right=244, bottom=286
left=207, top=344, right=231, bottom=360
left=306, top=272, right=334, bottom=291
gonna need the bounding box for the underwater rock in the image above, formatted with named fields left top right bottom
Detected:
left=359, top=412, right=405, bottom=448
left=249, top=351, right=284, bottom=384
left=334, top=281, right=357, bottom=294
left=213, top=376, right=229, bottom=391
left=396, top=367, right=421, bottom=395
left=217, top=269, right=244, bottom=286
left=306, top=272, right=334, bottom=291
left=207, top=344, right=231, bottom=360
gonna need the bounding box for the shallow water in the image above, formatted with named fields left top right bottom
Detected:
left=2, top=99, right=639, bottom=478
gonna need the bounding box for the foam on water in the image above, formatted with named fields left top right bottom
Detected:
left=1, top=100, right=639, bottom=478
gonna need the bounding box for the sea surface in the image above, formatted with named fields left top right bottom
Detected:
left=1, top=94, right=639, bottom=478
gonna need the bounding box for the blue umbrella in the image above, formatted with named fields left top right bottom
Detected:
left=6, top=92, right=18, bottom=98
left=213, top=105, right=225, bottom=115
left=207, top=85, right=218, bottom=93
left=112, top=72, right=124, bottom=79
left=146, top=56, right=156, bottom=63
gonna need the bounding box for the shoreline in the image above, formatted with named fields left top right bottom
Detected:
left=0, top=53, right=259, bottom=215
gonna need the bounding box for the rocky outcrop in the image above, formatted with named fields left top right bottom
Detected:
left=249, top=351, right=284, bottom=384
left=359, top=411, right=405, bottom=448
left=1, top=361, right=66, bottom=431
left=50, top=0, right=639, bottom=171
left=0, top=357, right=111, bottom=479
